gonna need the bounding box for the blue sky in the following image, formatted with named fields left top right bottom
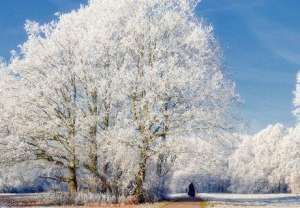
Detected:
left=198, top=0, right=300, bottom=132
left=0, top=0, right=299, bottom=133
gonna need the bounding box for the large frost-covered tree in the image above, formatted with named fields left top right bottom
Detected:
left=114, top=0, right=236, bottom=201
left=0, top=0, right=236, bottom=200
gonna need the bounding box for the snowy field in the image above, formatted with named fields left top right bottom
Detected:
left=166, top=193, right=300, bottom=207
left=1, top=193, right=300, bottom=207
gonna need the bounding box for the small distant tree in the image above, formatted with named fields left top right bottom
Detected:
left=294, top=72, right=300, bottom=119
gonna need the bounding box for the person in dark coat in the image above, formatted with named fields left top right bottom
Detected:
left=188, top=182, right=196, bottom=198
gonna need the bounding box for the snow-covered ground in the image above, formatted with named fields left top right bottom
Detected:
left=166, top=193, right=300, bottom=206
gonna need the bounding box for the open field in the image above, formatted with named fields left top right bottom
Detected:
left=1, top=193, right=300, bottom=207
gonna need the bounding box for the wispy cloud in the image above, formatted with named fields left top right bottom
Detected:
left=231, top=1, right=300, bottom=66
left=47, top=0, right=86, bottom=11
left=199, top=0, right=300, bottom=131
left=248, top=19, right=300, bottom=65
left=199, top=0, right=265, bottom=14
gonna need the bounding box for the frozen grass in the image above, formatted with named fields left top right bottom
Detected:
left=0, top=192, right=131, bottom=207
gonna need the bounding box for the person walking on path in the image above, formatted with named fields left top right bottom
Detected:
left=188, top=183, right=196, bottom=199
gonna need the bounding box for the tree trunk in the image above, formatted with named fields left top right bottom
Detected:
left=86, top=118, right=112, bottom=193
left=88, top=123, right=99, bottom=193
left=133, top=150, right=147, bottom=203
left=68, top=128, right=78, bottom=193
left=67, top=164, right=78, bottom=193
left=67, top=74, right=78, bottom=194
left=87, top=131, right=112, bottom=193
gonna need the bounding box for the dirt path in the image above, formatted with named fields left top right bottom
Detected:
left=83, top=202, right=214, bottom=208
left=159, top=201, right=212, bottom=208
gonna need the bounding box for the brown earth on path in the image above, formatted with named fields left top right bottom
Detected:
left=49, top=202, right=212, bottom=208
left=159, top=201, right=212, bottom=208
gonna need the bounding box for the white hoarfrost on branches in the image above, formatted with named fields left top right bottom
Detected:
left=228, top=124, right=288, bottom=193
left=228, top=73, right=300, bottom=194
left=3, top=0, right=300, bottom=198
left=0, top=0, right=237, bottom=200
left=168, top=133, right=241, bottom=193
left=228, top=123, right=300, bottom=194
